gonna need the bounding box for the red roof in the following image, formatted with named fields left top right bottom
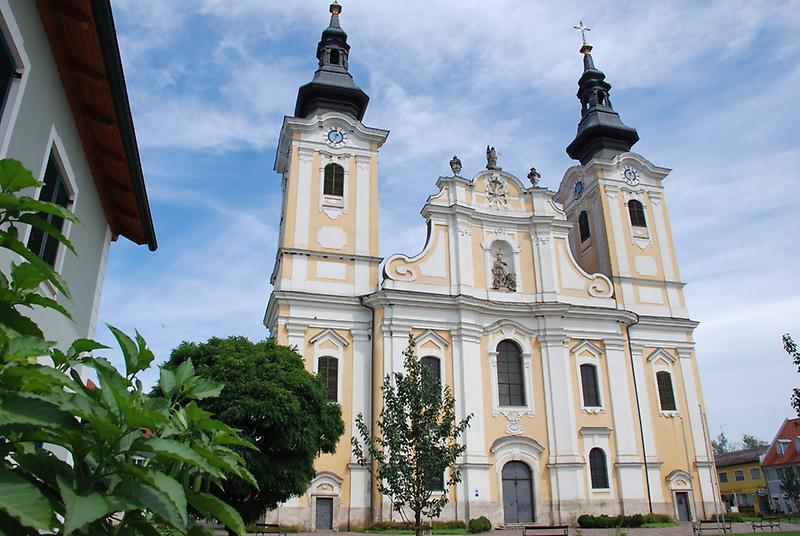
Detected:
left=762, top=418, right=800, bottom=466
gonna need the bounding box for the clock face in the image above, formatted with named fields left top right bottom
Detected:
left=574, top=180, right=584, bottom=195
left=326, top=128, right=345, bottom=145
left=623, top=167, right=639, bottom=185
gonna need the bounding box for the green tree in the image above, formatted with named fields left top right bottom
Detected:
left=0, top=158, right=254, bottom=535
left=712, top=432, right=735, bottom=455
left=352, top=335, right=472, bottom=536
left=162, top=336, right=345, bottom=524
left=781, top=468, right=800, bottom=511
left=741, top=434, right=768, bottom=449
left=784, top=334, right=800, bottom=416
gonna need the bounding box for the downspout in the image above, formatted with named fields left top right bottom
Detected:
left=625, top=312, right=653, bottom=513
left=359, top=294, right=377, bottom=527
left=543, top=338, right=563, bottom=524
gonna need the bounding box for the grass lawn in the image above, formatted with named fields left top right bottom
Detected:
left=642, top=522, right=678, bottom=528
left=730, top=533, right=800, bottom=536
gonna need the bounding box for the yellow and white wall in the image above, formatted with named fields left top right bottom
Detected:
left=264, top=109, right=716, bottom=529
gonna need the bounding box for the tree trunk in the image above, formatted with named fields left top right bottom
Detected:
left=415, top=508, right=422, bottom=536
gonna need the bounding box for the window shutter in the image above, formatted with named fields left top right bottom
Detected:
left=656, top=371, right=676, bottom=411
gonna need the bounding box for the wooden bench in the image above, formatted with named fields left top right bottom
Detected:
left=693, top=520, right=732, bottom=536
left=523, top=525, right=569, bottom=536
left=752, top=517, right=781, bottom=532
left=252, top=523, right=288, bottom=536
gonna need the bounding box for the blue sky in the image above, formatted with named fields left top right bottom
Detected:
left=97, top=1, right=800, bottom=445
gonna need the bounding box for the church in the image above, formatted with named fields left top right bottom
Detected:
left=264, top=2, right=717, bottom=530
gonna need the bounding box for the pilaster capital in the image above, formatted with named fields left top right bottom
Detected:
left=286, top=322, right=307, bottom=339
left=603, top=337, right=627, bottom=352
left=538, top=332, right=570, bottom=348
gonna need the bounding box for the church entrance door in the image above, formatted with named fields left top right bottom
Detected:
left=502, top=461, right=534, bottom=524
left=315, top=497, right=333, bottom=530
left=675, top=492, right=691, bottom=522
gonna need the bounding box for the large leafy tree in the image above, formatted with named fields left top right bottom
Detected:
left=781, top=468, right=800, bottom=511
left=741, top=434, right=768, bottom=449
left=162, top=336, right=345, bottom=523
left=0, top=158, right=254, bottom=535
left=352, top=335, right=472, bottom=536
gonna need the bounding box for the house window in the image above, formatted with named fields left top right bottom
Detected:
left=735, top=470, right=745, bottom=481
left=719, top=471, right=728, bottom=483
left=589, top=448, right=609, bottom=489
left=628, top=199, right=647, bottom=228
left=422, top=356, right=441, bottom=386
left=580, top=363, right=601, bottom=407
left=318, top=356, right=338, bottom=402
left=0, top=32, right=17, bottom=118
left=578, top=210, right=591, bottom=242
left=27, top=155, right=70, bottom=267
left=656, top=371, right=677, bottom=411
left=323, top=163, right=344, bottom=196
left=497, top=340, right=525, bottom=407
left=750, top=468, right=761, bottom=480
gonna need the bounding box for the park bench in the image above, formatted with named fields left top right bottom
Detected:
left=252, top=523, right=288, bottom=536
left=523, top=524, right=569, bottom=536
left=752, top=517, right=781, bottom=532
left=693, top=520, right=732, bottom=536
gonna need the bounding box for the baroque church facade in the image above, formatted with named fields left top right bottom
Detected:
left=264, top=3, right=717, bottom=530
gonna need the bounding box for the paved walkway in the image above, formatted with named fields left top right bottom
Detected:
left=265, top=523, right=800, bottom=536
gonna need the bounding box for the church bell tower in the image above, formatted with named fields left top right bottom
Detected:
left=264, top=2, right=388, bottom=529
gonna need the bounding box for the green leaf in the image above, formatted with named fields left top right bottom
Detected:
left=159, top=367, right=177, bottom=397
left=0, top=233, right=70, bottom=298
left=147, top=470, right=188, bottom=527
left=116, top=480, right=186, bottom=530
left=138, top=438, right=218, bottom=475
left=16, top=196, right=78, bottom=223
left=0, top=159, right=41, bottom=193
left=0, top=303, right=43, bottom=339
left=19, top=213, right=76, bottom=255
left=0, top=394, right=77, bottom=430
left=135, top=330, right=155, bottom=373
left=9, top=262, right=47, bottom=292
left=174, top=359, right=195, bottom=386
left=186, top=376, right=223, bottom=400
left=5, top=334, right=52, bottom=361
left=67, top=338, right=109, bottom=358
left=0, top=465, right=54, bottom=531
left=23, top=294, right=72, bottom=319
left=107, top=324, right=140, bottom=377
left=187, top=490, right=245, bottom=536
left=14, top=451, right=73, bottom=492
left=57, top=477, right=119, bottom=535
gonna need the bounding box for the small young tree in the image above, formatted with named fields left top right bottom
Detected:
left=780, top=468, right=800, bottom=512
left=712, top=432, right=734, bottom=455
left=784, top=334, right=800, bottom=416
left=352, top=335, right=472, bottom=536
left=741, top=434, right=768, bottom=449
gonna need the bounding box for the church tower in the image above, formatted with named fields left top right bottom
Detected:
left=265, top=2, right=388, bottom=529
left=557, top=37, right=687, bottom=319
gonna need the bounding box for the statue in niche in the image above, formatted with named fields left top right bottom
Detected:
left=486, top=146, right=501, bottom=170
left=449, top=155, right=462, bottom=176
left=491, top=250, right=517, bottom=292
left=527, top=166, right=541, bottom=187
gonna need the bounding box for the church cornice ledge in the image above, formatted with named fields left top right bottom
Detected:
left=634, top=315, right=699, bottom=330
left=362, top=290, right=638, bottom=323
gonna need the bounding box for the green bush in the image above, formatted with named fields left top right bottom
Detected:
left=435, top=521, right=467, bottom=529
left=577, top=514, right=648, bottom=528
left=467, top=516, right=492, bottom=533
left=643, top=513, right=674, bottom=524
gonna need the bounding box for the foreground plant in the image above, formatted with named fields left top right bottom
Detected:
left=0, top=158, right=255, bottom=535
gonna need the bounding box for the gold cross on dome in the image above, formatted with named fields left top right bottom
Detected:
left=574, top=21, right=591, bottom=44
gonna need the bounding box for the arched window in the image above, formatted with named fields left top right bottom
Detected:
left=628, top=199, right=647, bottom=228
left=656, top=371, right=676, bottom=411
left=318, top=356, right=338, bottom=402
left=324, top=163, right=344, bottom=196
left=580, top=363, right=601, bottom=407
left=589, top=448, right=609, bottom=489
left=422, top=356, right=441, bottom=386
left=578, top=210, right=591, bottom=242
left=497, top=340, right=525, bottom=407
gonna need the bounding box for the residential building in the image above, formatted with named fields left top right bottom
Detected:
left=264, top=3, right=718, bottom=529
left=716, top=447, right=769, bottom=513
left=762, top=418, right=800, bottom=513
left=0, top=0, right=156, bottom=347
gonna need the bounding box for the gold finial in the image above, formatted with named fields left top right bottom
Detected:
left=574, top=20, right=593, bottom=55
left=330, top=0, right=342, bottom=15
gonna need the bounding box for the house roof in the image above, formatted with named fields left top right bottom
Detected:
left=36, top=0, right=156, bottom=250
left=715, top=446, right=768, bottom=468
left=762, top=418, right=800, bottom=467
